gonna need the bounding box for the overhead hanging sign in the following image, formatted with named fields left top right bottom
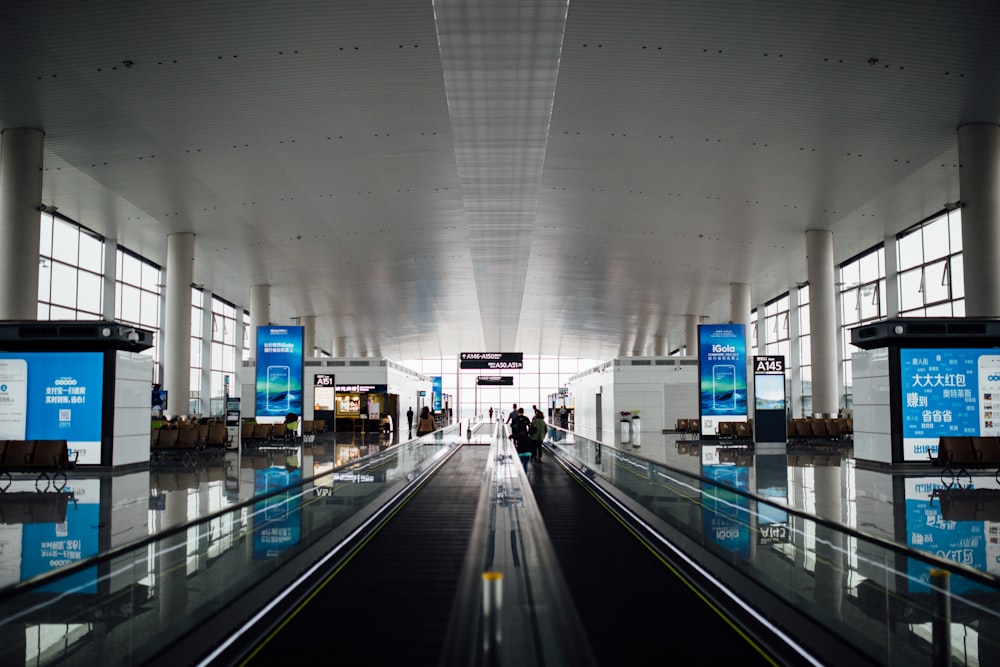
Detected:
left=460, top=352, right=524, bottom=370
left=477, top=376, right=514, bottom=385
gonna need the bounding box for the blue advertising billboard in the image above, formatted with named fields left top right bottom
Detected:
left=698, top=324, right=748, bottom=436
left=432, top=376, right=442, bottom=411
left=898, top=348, right=1000, bottom=461
left=255, top=326, right=303, bottom=419
left=253, top=466, right=303, bottom=559
left=0, top=352, right=104, bottom=464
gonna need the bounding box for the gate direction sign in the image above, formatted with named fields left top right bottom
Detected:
left=460, top=352, right=523, bottom=370
left=477, top=376, right=514, bottom=385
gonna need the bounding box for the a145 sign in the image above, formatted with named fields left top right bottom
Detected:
left=754, top=356, right=784, bottom=374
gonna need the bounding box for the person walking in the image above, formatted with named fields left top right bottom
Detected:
left=530, top=409, right=546, bottom=462
left=510, top=407, right=532, bottom=472
left=506, top=404, right=518, bottom=429
left=488, top=406, right=494, bottom=422
left=416, top=406, right=435, bottom=436
left=406, top=406, right=414, bottom=432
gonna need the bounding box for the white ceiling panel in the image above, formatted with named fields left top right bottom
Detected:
left=1, top=0, right=997, bottom=359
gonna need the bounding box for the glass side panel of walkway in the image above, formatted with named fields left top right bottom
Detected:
left=0, top=422, right=997, bottom=665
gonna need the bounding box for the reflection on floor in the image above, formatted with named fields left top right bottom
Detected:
left=1, top=426, right=997, bottom=595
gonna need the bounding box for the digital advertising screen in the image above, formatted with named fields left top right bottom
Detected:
left=698, top=324, right=748, bottom=436
left=898, top=347, right=1000, bottom=461
left=432, top=376, right=442, bottom=411
left=0, top=352, right=105, bottom=464
left=255, top=326, right=303, bottom=420
left=253, top=466, right=303, bottom=559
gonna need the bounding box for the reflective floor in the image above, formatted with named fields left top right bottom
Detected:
left=0, top=424, right=995, bottom=596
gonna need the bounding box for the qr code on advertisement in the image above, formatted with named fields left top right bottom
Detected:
left=59, top=409, right=71, bottom=421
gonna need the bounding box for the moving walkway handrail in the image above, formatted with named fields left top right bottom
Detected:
left=439, top=421, right=597, bottom=666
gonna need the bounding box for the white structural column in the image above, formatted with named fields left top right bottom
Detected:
left=249, top=285, right=270, bottom=356
left=730, top=283, right=751, bottom=334
left=163, top=233, right=195, bottom=417
left=806, top=229, right=839, bottom=417
left=958, top=123, right=1000, bottom=317
left=685, top=314, right=700, bottom=356
left=654, top=335, right=669, bottom=357
left=301, top=315, right=316, bottom=358
left=333, top=336, right=347, bottom=357
left=0, top=128, right=44, bottom=320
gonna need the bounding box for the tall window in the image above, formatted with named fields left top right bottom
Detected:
left=190, top=289, right=204, bottom=415
left=897, top=209, right=964, bottom=317
left=37, top=213, right=104, bottom=320
left=763, top=294, right=790, bottom=360
left=797, top=285, right=811, bottom=416
left=115, top=248, right=162, bottom=380
left=839, top=246, right=887, bottom=409
left=210, top=296, right=239, bottom=415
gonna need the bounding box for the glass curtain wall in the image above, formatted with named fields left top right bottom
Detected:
left=403, top=356, right=600, bottom=421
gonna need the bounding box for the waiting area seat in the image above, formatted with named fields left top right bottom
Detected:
left=930, top=435, right=1000, bottom=483
left=0, top=439, right=76, bottom=491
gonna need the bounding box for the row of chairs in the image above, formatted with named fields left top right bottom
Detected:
left=239, top=420, right=324, bottom=444
left=787, top=418, right=853, bottom=439
left=0, top=440, right=76, bottom=491
left=152, top=422, right=230, bottom=450
left=933, top=436, right=1000, bottom=479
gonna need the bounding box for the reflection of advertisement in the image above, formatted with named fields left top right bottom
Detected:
left=702, top=462, right=750, bottom=558
left=899, top=348, right=1000, bottom=461
left=698, top=324, right=748, bottom=436
left=904, top=478, right=987, bottom=595
left=255, top=326, right=303, bottom=419
left=0, top=353, right=104, bottom=464
left=0, top=358, right=27, bottom=439
left=16, top=478, right=101, bottom=594
left=253, top=467, right=302, bottom=559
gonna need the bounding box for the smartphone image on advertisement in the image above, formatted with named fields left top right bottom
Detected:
left=713, top=364, right=736, bottom=410
left=266, top=365, right=290, bottom=411
left=978, top=354, right=1000, bottom=435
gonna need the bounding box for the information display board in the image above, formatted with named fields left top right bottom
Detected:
left=255, top=326, right=303, bottom=420
left=898, top=347, right=1000, bottom=461
left=697, top=324, right=748, bottom=436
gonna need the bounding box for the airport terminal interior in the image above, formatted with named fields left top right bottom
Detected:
left=2, top=1, right=1000, bottom=665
